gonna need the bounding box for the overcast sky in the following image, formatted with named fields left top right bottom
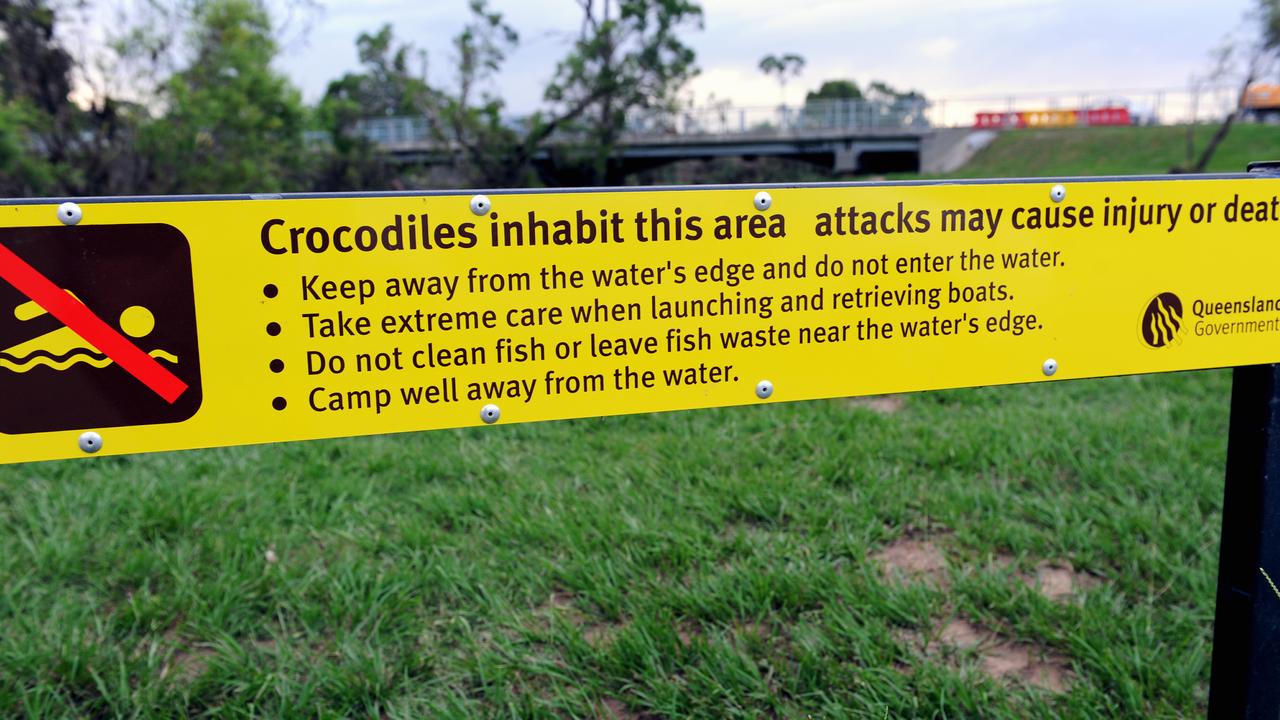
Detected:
left=275, top=0, right=1254, bottom=112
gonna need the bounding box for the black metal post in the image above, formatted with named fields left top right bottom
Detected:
left=1208, top=363, right=1280, bottom=718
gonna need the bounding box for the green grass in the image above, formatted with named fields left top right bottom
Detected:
left=0, top=373, right=1234, bottom=717
left=1, top=125, right=1271, bottom=718
left=950, top=123, right=1280, bottom=179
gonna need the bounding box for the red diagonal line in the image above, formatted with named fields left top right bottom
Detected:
left=0, top=241, right=188, bottom=404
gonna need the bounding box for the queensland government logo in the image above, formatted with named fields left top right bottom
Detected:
left=1140, top=292, right=1183, bottom=348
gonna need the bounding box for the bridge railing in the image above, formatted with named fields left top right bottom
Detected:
left=332, top=86, right=1243, bottom=151
left=624, top=98, right=931, bottom=138
left=340, top=98, right=930, bottom=150
left=351, top=117, right=433, bottom=147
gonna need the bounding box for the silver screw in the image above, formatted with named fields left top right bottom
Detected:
left=755, top=380, right=774, bottom=399
left=57, top=202, right=82, bottom=226
left=1049, top=184, right=1066, bottom=203
left=480, top=403, right=501, bottom=424
left=1042, top=358, right=1059, bottom=377
left=470, top=194, right=491, bottom=216
left=78, top=431, right=103, bottom=453
left=753, top=191, right=772, bottom=211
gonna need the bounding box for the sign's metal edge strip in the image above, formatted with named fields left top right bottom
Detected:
left=0, top=172, right=1269, bottom=207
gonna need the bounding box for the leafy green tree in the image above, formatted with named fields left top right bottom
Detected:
left=324, top=25, right=434, bottom=119
left=0, top=101, right=60, bottom=195
left=316, top=24, right=436, bottom=190
left=0, top=0, right=82, bottom=195
left=0, top=1, right=73, bottom=124
left=805, top=79, right=863, bottom=103
left=759, top=53, right=805, bottom=104
left=141, top=0, right=310, bottom=194
left=0, top=0, right=154, bottom=196
left=316, top=6, right=528, bottom=189
left=543, top=0, right=704, bottom=184
left=428, top=0, right=529, bottom=186
left=864, top=80, right=925, bottom=104
left=413, top=0, right=703, bottom=187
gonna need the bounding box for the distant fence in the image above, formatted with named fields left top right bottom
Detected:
left=926, top=86, right=1241, bottom=128
left=351, top=117, right=433, bottom=148
left=342, top=98, right=932, bottom=150
left=331, top=86, right=1244, bottom=150
left=624, top=98, right=931, bottom=137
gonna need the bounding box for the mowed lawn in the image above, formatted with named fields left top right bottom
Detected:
left=0, top=126, right=1266, bottom=718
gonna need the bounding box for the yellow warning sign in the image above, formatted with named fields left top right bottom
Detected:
left=3, top=176, right=1279, bottom=463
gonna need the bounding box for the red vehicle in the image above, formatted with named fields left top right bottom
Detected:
left=974, top=106, right=1131, bottom=129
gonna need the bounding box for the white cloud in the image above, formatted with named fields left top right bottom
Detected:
left=274, top=0, right=1252, bottom=113
left=688, top=67, right=792, bottom=107
left=918, top=37, right=960, bottom=62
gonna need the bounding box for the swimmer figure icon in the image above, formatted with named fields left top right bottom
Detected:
left=0, top=298, right=178, bottom=373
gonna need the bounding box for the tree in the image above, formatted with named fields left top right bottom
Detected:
left=805, top=79, right=862, bottom=104
left=0, top=0, right=153, bottom=196
left=542, top=0, right=704, bottom=184
left=0, top=0, right=73, bottom=125
left=0, top=101, right=60, bottom=195
left=758, top=53, right=805, bottom=104
left=864, top=80, right=924, bottom=105
left=316, top=24, right=435, bottom=190
left=428, top=0, right=529, bottom=186
left=319, top=4, right=531, bottom=189
left=325, top=25, right=434, bottom=119
left=141, top=0, right=310, bottom=194
left=1183, top=0, right=1280, bottom=172
left=0, top=0, right=71, bottom=195
left=103, top=0, right=320, bottom=103
left=861, top=80, right=928, bottom=127
left=322, top=0, right=705, bottom=188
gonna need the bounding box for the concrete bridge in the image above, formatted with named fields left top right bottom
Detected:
left=343, top=100, right=981, bottom=178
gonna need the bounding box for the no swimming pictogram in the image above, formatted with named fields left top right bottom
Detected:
left=0, top=224, right=202, bottom=434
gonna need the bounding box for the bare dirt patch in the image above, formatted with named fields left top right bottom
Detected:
left=532, top=589, right=592, bottom=627
left=846, top=394, right=906, bottom=414
left=1023, top=562, right=1098, bottom=604
left=584, top=621, right=625, bottom=646
left=988, top=554, right=1100, bottom=604
left=897, top=616, right=1074, bottom=693
left=873, top=537, right=950, bottom=587
left=249, top=637, right=277, bottom=653
left=676, top=620, right=702, bottom=646
left=988, top=552, right=1017, bottom=571
left=976, top=640, right=1073, bottom=693
left=938, top=618, right=985, bottom=649
left=155, top=622, right=218, bottom=682
left=160, top=640, right=218, bottom=682
left=529, top=588, right=632, bottom=647
left=734, top=620, right=769, bottom=639
left=535, top=590, right=579, bottom=613
left=598, top=697, right=649, bottom=719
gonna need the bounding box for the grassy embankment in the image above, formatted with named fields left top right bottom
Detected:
left=951, top=123, right=1280, bottom=178
left=1, top=124, right=1274, bottom=718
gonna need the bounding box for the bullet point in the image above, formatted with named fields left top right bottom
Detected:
left=266, top=322, right=281, bottom=336
left=263, top=283, right=278, bottom=298
left=269, top=359, right=284, bottom=373
left=272, top=397, right=287, bottom=410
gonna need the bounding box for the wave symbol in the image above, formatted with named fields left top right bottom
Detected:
left=0, top=348, right=179, bottom=373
